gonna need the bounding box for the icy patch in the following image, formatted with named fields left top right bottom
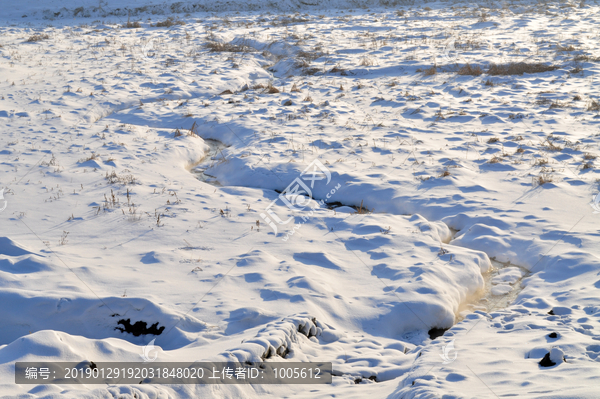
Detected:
left=459, top=260, right=528, bottom=320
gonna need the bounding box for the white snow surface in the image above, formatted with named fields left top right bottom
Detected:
left=1, top=0, right=600, bottom=398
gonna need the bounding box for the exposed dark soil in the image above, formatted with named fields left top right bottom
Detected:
left=115, top=319, right=165, bottom=336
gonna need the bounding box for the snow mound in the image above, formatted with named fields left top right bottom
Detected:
left=0, top=237, right=35, bottom=257
left=0, top=290, right=207, bottom=349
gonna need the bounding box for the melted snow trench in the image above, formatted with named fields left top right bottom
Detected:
left=189, top=150, right=529, bottom=324
left=457, top=259, right=529, bottom=322
left=189, top=138, right=226, bottom=186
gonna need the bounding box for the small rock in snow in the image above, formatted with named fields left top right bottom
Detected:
left=539, top=347, right=565, bottom=367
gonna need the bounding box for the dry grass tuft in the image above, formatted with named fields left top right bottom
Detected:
left=105, top=171, right=137, bottom=185
left=423, top=66, right=437, bottom=76
left=487, top=137, right=500, bottom=143
left=574, top=54, right=600, bottom=62
left=303, top=67, right=320, bottom=76
left=535, top=97, right=551, bottom=106
left=359, top=56, right=376, bottom=66
left=457, top=64, right=483, bottom=76
left=297, top=50, right=323, bottom=63
left=78, top=153, right=100, bottom=163
left=330, top=65, right=347, bottom=75
left=188, top=121, right=199, bottom=137
left=264, top=83, right=280, bottom=94
left=487, top=62, right=559, bottom=76
left=27, top=33, right=50, bottom=42
left=570, top=66, right=584, bottom=74
left=542, top=138, right=563, bottom=152
left=587, top=99, right=600, bottom=112
left=534, top=174, right=553, bottom=186
left=294, top=58, right=310, bottom=69
left=126, top=21, right=141, bottom=28
left=555, top=44, right=577, bottom=52
left=549, top=101, right=569, bottom=109
left=154, top=17, right=185, bottom=27
left=354, top=200, right=372, bottom=214
left=205, top=41, right=250, bottom=52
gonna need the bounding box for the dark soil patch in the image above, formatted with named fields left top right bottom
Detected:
left=539, top=352, right=555, bottom=367
left=428, top=327, right=449, bottom=340
left=115, top=319, right=165, bottom=336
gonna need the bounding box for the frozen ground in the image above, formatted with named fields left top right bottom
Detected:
left=1, top=0, right=600, bottom=397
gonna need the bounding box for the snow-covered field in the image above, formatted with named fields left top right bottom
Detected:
left=1, top=0, right=600, bottom=397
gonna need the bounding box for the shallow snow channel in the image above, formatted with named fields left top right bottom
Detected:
left=189, top=149, right=529, bottom=322
left=190, top=138, right=226, bottom=186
